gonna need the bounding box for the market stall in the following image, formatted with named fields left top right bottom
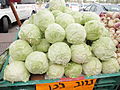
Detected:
left=0, top=0, right=120, bottom=90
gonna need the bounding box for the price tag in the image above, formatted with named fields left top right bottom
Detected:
left=36, top=79, right=96, bottom=90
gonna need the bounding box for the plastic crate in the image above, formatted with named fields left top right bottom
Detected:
left=0, top=56, right=120, bottom=90
left=0, top=75, right=120, bottom=90
left=0, top=42, right=10, bottom=55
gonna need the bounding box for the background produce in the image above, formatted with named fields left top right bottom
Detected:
left=3, top=0, right=120, bottom=83
left=100, top=12, right=120, bottom=64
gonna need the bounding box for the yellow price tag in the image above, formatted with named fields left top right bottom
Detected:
left=36, top=79, right=97, bottom=90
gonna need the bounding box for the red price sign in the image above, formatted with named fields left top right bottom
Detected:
left=36, top=79, right=97, bottom=90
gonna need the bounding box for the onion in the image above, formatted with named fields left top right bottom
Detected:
left=101, top=17, right=106, bottom=21
left=109, top=28, right=115, bottom=31
left=112, top=12, right=120, bottom=19
left=108, top=20, right=114, bottom=28
left=117, top=44, right=120, bottom=48
left=100, top=12, right=107, bottom=17
left=113, top=18, right=120, bottom=23
left=117, top=48, right=120, bottom=53
left=107, top=17, right=111, bottom=20
left=106, top=12, right=113, bottom=18
left=109, top=28, right=115, bottom=34
left=114, top=22, right=120, bottom=29
left=116, top=30, right=120, bottom=35
left=102, top=20, right=108, bottom=24
left=113, top=33, right=118, bottom=39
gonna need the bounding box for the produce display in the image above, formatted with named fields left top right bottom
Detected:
left=3, top=0, right=120, bottom=83
left=100, top=12, right=120, bottom=63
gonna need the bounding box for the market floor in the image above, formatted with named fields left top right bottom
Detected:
left=0, top=23, right=19, bottom=54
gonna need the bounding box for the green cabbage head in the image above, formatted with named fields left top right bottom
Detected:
left=66, top=23, right=86, bottom=44
left=80, top=12, right=100, bottom=25
left=65, top=62, right=82, bottom=78
left=22, top=20, right=31, bottom=26
left=35, top=39, right=50, bottom=52
left=45, top=23, right=65, bottom=43
left=70, top=11, right=82, bottom=24
left=22, top=14, right=35, bottom=26
left=71, top=44, right=92, bottom=64
left=63, top=7, right=73, bottom=14
left=4, top=61, right=30, bottom=83
left=52, top=10, right=63, bottom=17
left=46, top=64, right=64, bottom=79
left=49, top=0, right=66, bottom=12
left=85, top=20, right=109, bottom=40
left=82, top=57, right=102, bottom=76
left=19, top=24, right=41, bottom=45
left=25, top=51, right=49, bottom=74
left=9, top=40, right=33, bottom=61
left=56, top=13, right=75, bottom=29
left=33, top=9, right=55, bottom=32
left=102, top=58, right=120, bottom=74
left=92, top=37, right=116, bottom=60
left=48, top=42, right=71, bottom=65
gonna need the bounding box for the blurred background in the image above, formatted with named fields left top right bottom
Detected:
left=37, top=0, right=120, bottom=4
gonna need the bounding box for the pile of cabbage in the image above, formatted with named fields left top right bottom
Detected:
left=3, top=0, right=120, bottom=83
